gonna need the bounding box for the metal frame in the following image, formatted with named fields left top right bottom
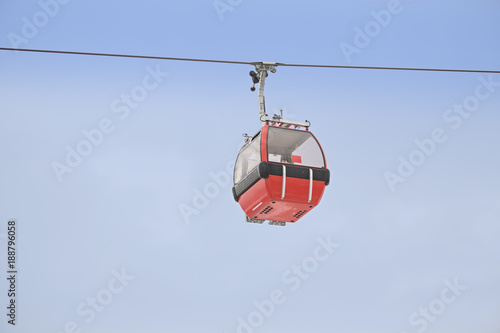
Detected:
left=251, top=63, right=310, bottom=128
left=268, top=221, right=286, bottom=226
left=245, top=216, right=264, bottom=224
left=245, top=216, right=285, bottom=226
left=308, top=168, right=313, bottom=203
left=281, top=165, right=287, bottom=199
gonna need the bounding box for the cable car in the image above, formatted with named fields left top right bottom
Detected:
left=232, top=63, right=330, bottom=226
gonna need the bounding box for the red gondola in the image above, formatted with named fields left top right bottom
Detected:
left=232, top=63, right=330, bottom=226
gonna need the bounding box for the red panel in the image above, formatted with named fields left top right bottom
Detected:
left=291, top=155, right=302, bottom=163
left=238, top=179, right=270, bottom=219
left=238, top=175, right=326, bottom=223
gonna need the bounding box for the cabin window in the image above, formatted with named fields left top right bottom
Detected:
left=267, top=127, right=325, bottom=168
left=234, top=133, right=262, bottom=184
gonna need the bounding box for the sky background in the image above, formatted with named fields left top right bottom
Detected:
left=1, top=1, right=500, bottom=332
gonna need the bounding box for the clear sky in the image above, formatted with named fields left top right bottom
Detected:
left=1, top=1, right=500, bottom=333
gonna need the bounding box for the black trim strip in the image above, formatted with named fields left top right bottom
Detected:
left=268, top=163, right=330, bottom=185
left=233, top=162, right=330, bottom=202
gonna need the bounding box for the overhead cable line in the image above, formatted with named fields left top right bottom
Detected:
left=1, top=47, right=500, bottom=75
left=0, top=47, right=253, bottom=65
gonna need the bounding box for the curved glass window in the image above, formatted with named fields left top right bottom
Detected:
left=234, top=133, right=261, bottom=184
left=267, top=127, right=325, bottom=168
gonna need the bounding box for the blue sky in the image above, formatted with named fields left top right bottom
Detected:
left=1, top=1, right=500, bottom=333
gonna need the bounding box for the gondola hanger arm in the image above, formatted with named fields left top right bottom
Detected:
left=249, top=63, right=310, bottom=128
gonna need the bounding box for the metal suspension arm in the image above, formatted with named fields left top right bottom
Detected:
left=258, top=69, right=267, bottom=124
left=249, top=62, right=310, bottom=128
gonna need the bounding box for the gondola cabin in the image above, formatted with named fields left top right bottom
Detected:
left=232, top=124, right=330, bottom=225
